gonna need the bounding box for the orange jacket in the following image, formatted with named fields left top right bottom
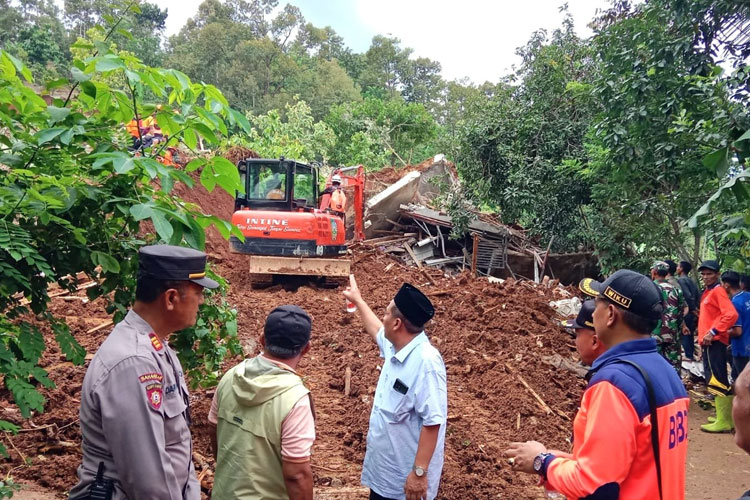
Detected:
left=698, top=284, right=739, bottom=345
left=546, top=338, right=689, bottom=500
left=331, top=189, right=346, bottom=211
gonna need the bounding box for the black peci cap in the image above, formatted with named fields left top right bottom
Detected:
left=587, top=269, right=663, bottom=320
left=394, top=283, right=434, bottom=328
left=562, top=299, right=596, bottom=330
left=698, top=260, right=721, bottom=272
left=264, top=305, right=312, bottom=350
left=138, top=244, right=218, bottom=289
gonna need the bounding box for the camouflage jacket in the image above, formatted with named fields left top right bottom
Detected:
left=653, top=279, right=684, bottom=342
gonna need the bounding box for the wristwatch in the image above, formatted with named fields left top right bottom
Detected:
left=533, top=453, right=554, bottom=478
left=412, top=464, right=427, bottom=477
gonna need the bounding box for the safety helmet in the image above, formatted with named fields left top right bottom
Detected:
left=332, top=174, right=342, bottom=184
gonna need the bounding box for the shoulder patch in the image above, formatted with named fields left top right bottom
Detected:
left=146, top=382, right=163, bottom=410
left=139, top=372, right=163, bottom=383
left=149, top=333, right=163, bottom=351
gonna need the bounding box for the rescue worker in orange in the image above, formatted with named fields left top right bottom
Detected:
left=697, top=259, right=739, bottom=433
left=506, top=269, right=689, bottom=500
left=329, top=174, right=347, bottom=212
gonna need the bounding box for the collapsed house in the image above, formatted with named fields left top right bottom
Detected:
left=359, top=156, right=599, bottom=285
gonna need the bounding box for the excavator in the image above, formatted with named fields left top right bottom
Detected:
left=229, top=157, right=365, bottom=285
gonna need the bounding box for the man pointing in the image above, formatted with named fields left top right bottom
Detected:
left=343, top=276, right=447, bottom=500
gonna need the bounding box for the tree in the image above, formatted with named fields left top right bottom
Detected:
left=225, top=99, right=335, bottom=163
left=166, top=0, right=359, bottom=117
left=326, top=96, right=437, bottom=168
left=581, top=0, right=742, bottom=270
left=0, top=10, right=251, bottom=481
left=454, top=17, right=597, bottom=252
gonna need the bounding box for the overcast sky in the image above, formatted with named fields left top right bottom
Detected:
left=160, top=0, right=614, bottom=84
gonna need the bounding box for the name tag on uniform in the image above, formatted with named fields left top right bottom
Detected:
left=393, top=378, right=409, bottom=395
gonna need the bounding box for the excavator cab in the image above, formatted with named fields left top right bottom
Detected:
left=230, top=157, right=365, bottom=286
left=235, top=158, right=318, bottom=212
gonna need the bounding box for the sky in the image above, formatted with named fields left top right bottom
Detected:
left=160, top=0, right=614, bottom=84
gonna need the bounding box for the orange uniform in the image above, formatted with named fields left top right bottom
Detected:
left=697, top=284, right=738, bottom=345
left=546, top=338, right=689, bottom=500
left=330, top=189, right=346, bottom=212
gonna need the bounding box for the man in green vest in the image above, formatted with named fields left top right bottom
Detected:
left=210, top=305, right=315, bottom=500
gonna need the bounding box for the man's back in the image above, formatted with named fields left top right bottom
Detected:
left=213, top=356, right=313, bottom=500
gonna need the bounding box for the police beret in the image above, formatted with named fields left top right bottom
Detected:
left=394, top=283, right=434, bottom=328
left=138, top=245, right=218, bottom=289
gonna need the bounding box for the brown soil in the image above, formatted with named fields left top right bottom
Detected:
left=366, top=156, right=458, bottom=195
left=2, top=169, right=584, bottom=499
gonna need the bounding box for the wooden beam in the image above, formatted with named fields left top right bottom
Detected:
left=403, top=242, right=423, bottom=269
left=471, top=233, right=479, bottom=278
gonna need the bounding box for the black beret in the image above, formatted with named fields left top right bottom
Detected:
left=138, top=244, right=218, bottom=289
left=264, top=305, right=312, bottom=350
left=394, top=283, right=434, bottom=328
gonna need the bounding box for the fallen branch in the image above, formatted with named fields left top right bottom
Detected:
left=344, top=366, right=351, bottom=397
left=514, top=371, right=552, bottom=415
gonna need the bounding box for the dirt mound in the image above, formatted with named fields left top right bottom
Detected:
left=1, top=170, right=584, bottom=499
left=222, top=146, right=259, bottom=165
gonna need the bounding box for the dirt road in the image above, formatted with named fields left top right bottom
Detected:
left=687, top=398, right=749, bottom=500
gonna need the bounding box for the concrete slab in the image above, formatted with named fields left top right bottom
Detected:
left=364, top=170, right=421, bottom=237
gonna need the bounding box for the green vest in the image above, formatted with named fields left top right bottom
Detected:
left=212, top=357, right=310, bottom=500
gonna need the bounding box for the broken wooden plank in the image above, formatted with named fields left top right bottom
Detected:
left=423, top=256, right=463, bottom=266
left=86, top=320, right=113, bottom=334
left=344, top=366, right=352, bottom=396
left=403, top=242, right=423, bottom=269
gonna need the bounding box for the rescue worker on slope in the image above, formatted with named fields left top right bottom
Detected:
left=321, top=174, right=346, bottom=213
left=69, top=245, right=217, bottom=500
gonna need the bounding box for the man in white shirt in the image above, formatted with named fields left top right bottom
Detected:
left=343, top=276, right=447, bottom=500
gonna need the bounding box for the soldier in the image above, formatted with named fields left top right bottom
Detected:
left=650, top=261, right=683, bottom=372
left=69, top=245, right=217, bottom=500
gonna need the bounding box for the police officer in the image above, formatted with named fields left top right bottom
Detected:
left=69, top=245, right=218, bottom=500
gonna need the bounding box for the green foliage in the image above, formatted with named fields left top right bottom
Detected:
left=225, top=99, right=335, bottom=163
left=454, top=17, right=596, bottom=252
left=170, top=271, right=242, bottom=388
left=690, top=130, right=750, bottom=270
left=0, top=10, right=249, bottom=440
left=326, top=96, right=437, bottom=168
left=582, top=1, right=741, bottom=270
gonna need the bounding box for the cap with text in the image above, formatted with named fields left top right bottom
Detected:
left=587, top=269, right=663, bottom=320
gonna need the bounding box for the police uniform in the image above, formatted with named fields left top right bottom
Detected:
left=69, top=245, right=217, bottom=500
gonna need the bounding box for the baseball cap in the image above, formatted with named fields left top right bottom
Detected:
left=698, top=260, right=721, bottom=272
left=264, top=305, right=312, bottom=350
left=561, top=299, right=596, bottom=330
left=138, top=245, right=218, bottom=289
left=586, top=269, right=664, bottom=320
left=394, top=283, right=434, bottom=327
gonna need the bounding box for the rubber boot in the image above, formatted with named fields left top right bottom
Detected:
left=701, top=395, right=734, bottom=433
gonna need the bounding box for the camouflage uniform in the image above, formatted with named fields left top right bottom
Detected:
left=653, top=278, right=683, bottom=372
